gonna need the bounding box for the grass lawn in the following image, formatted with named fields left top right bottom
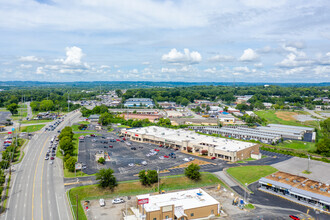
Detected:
left=20, top=119, right=53, bottom=124
left=277, top=140, right=316, bottom=152
left=68, top=173, right=223, bottom=220
left=71, top=124, right=96, bottom=132
left=20, top=124, right=45, bottom=132
left=235, top=157, right=256, bottom=163
left=77, top=121, right=90, bottom=125
left=64, top=168, right=96, bottom=178
left=227, top=165, right=278, bottom=185
left=11, top=112, right=27, bottom=120
left=117, top=125, right=131, bottom=128
left=255, top=110, right=316, bottom=127
left=0, top=108, right=9, bottom=112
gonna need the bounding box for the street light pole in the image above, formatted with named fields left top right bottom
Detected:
left=307, top=154, right=310, bottom=172
left=157, top=168, right=160, bottom=194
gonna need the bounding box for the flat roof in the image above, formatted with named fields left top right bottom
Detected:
left=267, top=124, right=314, bottom=132
left=124, top=126, right=256, bottom=152
left=260, top=171, right=330, bottom=205
left=136, top=188, right=219, bottom=212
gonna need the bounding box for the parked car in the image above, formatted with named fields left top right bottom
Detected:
left=164, top=155, right=169, bottom=158
left=109, top=145, right=113, bottom=148
left=141, top=161, right=147, bottom=166
left=183, top=158, right=190, bottom=162
left=154, top=149, right=160, bottom=152
left=128, top=163, right=134, bottom=167
left=211, top=157, right=216, bottom=160
left=131, top=147, right=137, bottom=150
left=116, top=139, right=120, bottom=142
left=289, top=215, right=300, bottom=220
left=112, top=198, right=125, bottom=204
left=159, top=145, right=163, bottom=147
left=99, top=198, right=105, bottom=207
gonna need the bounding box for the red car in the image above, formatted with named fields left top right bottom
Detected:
left=159, top=145, right=163, bottom=147
left=116, top=139, right=120, bottom=142
left=164, top=155, right=169, bottom=158
left=122, top=138, right=126, bottom=141
left=154, top=149, right=160, bottom=152
left=109, top=145, right=113, bottom=148
left=289, top=215, right=300, bottom=220
left=211, top=157, right=216, bottom=160
left=50, top=157, right=55, bottom=160
left=91, top=134, right=96, bottom=137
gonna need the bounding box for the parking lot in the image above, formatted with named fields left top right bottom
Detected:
left=78, top=133, right=221, bottom=176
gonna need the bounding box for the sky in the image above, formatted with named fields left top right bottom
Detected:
left=0, top=0, right=330, bottom=83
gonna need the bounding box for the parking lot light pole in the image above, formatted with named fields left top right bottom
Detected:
left=157, top=168, right=160, bottom=193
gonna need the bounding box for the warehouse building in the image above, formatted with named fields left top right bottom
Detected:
left=135, top=188, right=220, bottom=220
left=191, top=123, right=314, bottom=143
left=259, top=171, right=330, bottom=213
left=121, top=126, right=259, bottom=162
left=124, top=98, right=154, bottom=108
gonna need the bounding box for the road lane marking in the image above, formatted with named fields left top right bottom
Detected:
left=32, top=136, right=49, bottom=220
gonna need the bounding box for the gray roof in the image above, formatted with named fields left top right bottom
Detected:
left=259, top=177, right=330, bottom=205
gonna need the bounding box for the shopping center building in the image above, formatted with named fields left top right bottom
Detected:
left=259, top=171, right=330, bottom=213
left=121, top=126, right=260, bottom=162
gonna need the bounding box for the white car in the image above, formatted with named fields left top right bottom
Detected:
left=128, top=163, right=134, bottom=167
left=141, top=161, right=147, bottom=166
left=146, top=154, right=151, bottom=157
left=99, top=198, right=105, bottom=207
left=188, top=157, right=195, bottom=161
left=183, top=158, right=190, bottom=162
left=112, top=198, right=124, bottom=204
left=159, top=156, right=164, bottom=160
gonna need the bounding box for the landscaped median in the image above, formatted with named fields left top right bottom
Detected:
left=68, top=172, right=224, bottom=220
left=226, top=165, right=278, bottom=187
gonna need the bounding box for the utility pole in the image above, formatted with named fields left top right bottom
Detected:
left=307, top=154, right=310, bottom=172
left=68, top=93, right=70, bottom=112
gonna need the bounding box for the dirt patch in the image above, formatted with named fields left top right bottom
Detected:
left=170, top=159, right=215, bottom=169
left=275, top=111, right=298, bottom=121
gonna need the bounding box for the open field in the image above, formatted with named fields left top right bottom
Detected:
left=276, top=140, right=316, bottom=152
left=255, top=110, right=318, bottom=128
left=68, top=172, right=223, bottom=220
left=20, top=124, right=45, bottom=132
left=20, top=119, right=53, bottom=124
left=227, top=165, right=278, bottom=185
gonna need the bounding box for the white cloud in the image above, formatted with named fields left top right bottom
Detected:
left=254, top=62, right=263, bottom=68
left=204, top=67, right=216, bottom=73
left=282, top=45, right=306, bottom=57
left=161, top=67, right=177, bottom=73
left=130, top=69, right=138, bottom=74
left=209, top=55, right=234, bottom=62
left=276, top=53, right=313, bottom=67
left=233, top=66, right=250, bottom=72
left=142, top=62, right=150, bottom=65
left=36, top=67, right=45, bottom=75
left=326, top=52, right=330, bottom=57
left=114, top=65, right=120, bottom=68
left=100, top=65, right=110, bottom=69
left=162, top=48, right=202, bottom=64
left=239, top=48, right=258, bottom=61
left=62, top=46, right=84, bottom=65
left=19, top=56, right=44, bottom=62
left=20, top=64, right=32, bottom=69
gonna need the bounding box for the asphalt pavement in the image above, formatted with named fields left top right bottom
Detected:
left=2, top=110, right=81, bottom=220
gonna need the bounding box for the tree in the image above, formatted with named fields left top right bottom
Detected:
left=59, top=126, right=74, bottom=140
left=96, top=168, right=118, bottom=189
left=59, top=136, right=74, bottom=155
left=115, top=89, right=123, bottom=97
left=6, top=103, right=18, bottom=115
left=40, top=100, right=54, bottom=111
left=98, top=157, right=105, bottom=164
left=201, top=149, right=208, bottom=155
left=65, top=157, right=77, bottom=172
left=184, top=163, right=201, bottom=180
left=139, top=170, right=158, bottom=185
left=206, top=105, right=210, bottom=112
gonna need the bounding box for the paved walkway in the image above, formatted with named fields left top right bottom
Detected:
left=214, top=171, right=238, bottom=187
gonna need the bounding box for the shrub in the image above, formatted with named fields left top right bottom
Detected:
left=201, top=150, right=208, bottom=155
left=98, top=157, right=105, bottom=164
left=184, top=163, right=201, bottom=180
left=187, top=147, right=192, bottom=153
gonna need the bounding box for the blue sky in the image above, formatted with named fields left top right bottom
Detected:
left=0, top=0, right=329, bottom=82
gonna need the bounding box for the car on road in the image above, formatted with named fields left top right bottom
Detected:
left=45, top=156, right=49, bottom=160
left=112, top=198, right=124, bottom=204
left=50, top=157, right=54, bottom=160
left=99, top=198, right=105, bottom=207
left=289, top=215, right=300, bottom=220
left=49, top=161, right=53, bottom=165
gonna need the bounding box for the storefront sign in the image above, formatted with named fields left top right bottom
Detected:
left=138, top=198, right=149, bottom=205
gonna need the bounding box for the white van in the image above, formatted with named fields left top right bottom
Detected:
left=99, top=199, right=105, bottom=207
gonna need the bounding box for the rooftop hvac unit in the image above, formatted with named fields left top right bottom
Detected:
left=161, top=133, right=165, bottom=135
left=328, top=191, right=330, bottom=193
left=286, top=178, right=289, bottom=181
left=326, top=184, right=329, bottom=187
left=278, top=176, right=282, bottom=179
left=320, top=188, right=325, bottom=192
left=293, top=180, right=297, bottom=183
left=311, top=186, right=314, bottom=189
left=302, top=184, right=306, bottom=187
left=272, top=174, right=275, bottom=177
